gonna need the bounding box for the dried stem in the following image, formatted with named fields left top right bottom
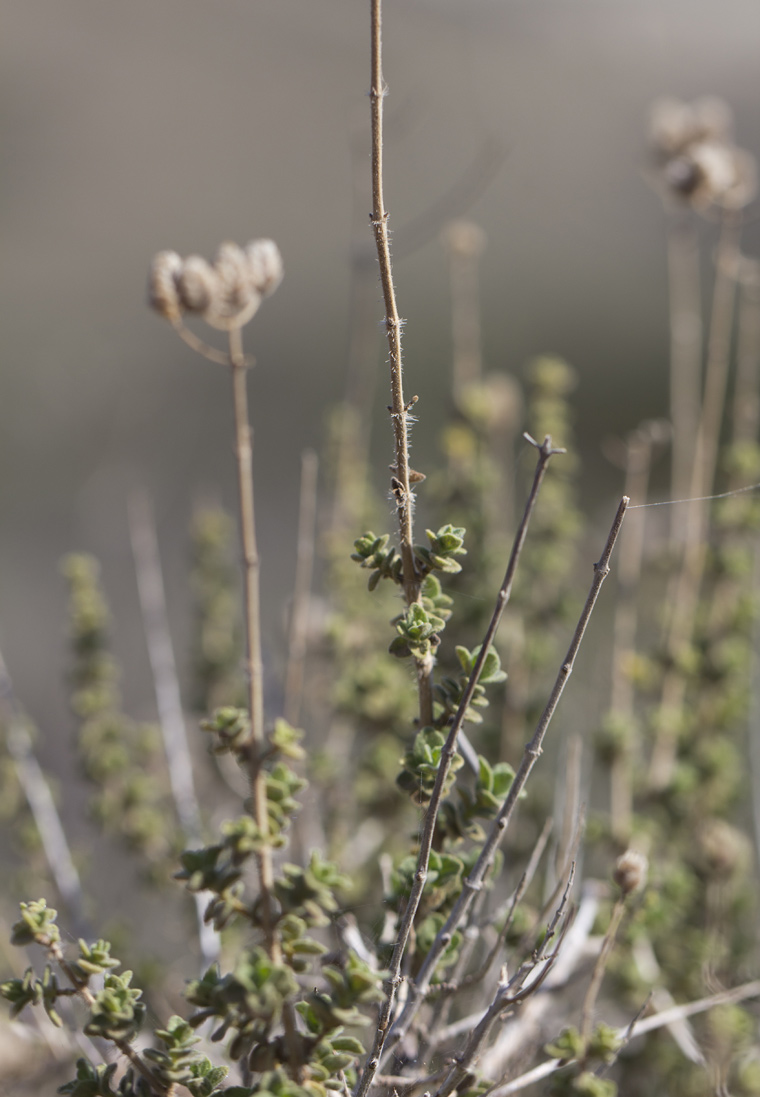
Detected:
left=433, top=872, right=574, bottom=1097
left=732, top=259, right=760, bottom=445
left=650, top=214, right=741, bottom=788
left=444, top=220, right=486, bottom=404
left=491, top=979, right=760, bottom=1096
left=666, top=215, right=702, bottom=534
left=382, top=495, right=628, bottom=1066
left=607, top=422, right=661, bottom=839
left=370, top=0, right=416, bottom=599
left=578, top=894, right=625, bottom=1047
left=227, top=326, right=275, bottom=952
left=284, top=449, right=319, bottom=727
left=368, top=0, right=438, bottom=731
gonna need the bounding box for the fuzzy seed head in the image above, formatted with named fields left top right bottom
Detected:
left=147, top=251, right=183, bottom=322
left=613, top=850, right=648, bottom=897
left=177, top=256, right=219, bottom=314
left=245, top=239, right=284, bottom=297
left=147, top=238, right=283, bottom=331
left=650, top=96, right=733, bottom=159
left=697, top=819, right=749, bottom=879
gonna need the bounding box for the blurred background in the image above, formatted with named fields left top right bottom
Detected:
left=2, top=0, right=760, bottom=792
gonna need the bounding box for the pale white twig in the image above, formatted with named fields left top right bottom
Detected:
left=489, top=980, right=760, bottom=1096
left=128, top=489, right=219, bottom=968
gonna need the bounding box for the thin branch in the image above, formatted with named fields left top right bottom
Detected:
left=353, top=437, right=563, bottom=1097
left=650, top=214, right=741, bottom=788
left=666, top=215, right=702, bottom=531
left=382, top=495, right=629, bottom=1066
left=284, top=450, right=319, bottom=728
left=490, top=979, right=760, bottom=1096
left=128, top=489, right=220, bottom=968
left=578, top=895, right=625, bottom=1046
left=427, top=815, right=555, bottom=1008
left=172, top=319, right=253, bottom=368
left=433, top=873, right=575, bottom=1097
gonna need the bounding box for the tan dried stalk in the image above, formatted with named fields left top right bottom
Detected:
left=227, top=326, right=276, bottom=956
left=650, top=214, right=741, bottom=788
left=284, top=449, right=319, bottom=727
left=369, top=0, right=433, bottom=726
left=666, top=215, right=703, bottom=534
left=607, top=423, right=662, bottom=839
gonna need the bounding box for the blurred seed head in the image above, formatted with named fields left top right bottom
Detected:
left=697, top=818, right=750, bottom=880
left=650, top=96, right=734, bottom=159
left=612, top=849, right=648, bottom=897
left=648, top=97, right=757, bottom=213
left=147, top=250, right=183, bottom=322
left=177, top=256, right=219, bottom=314
left=245, top=239, right=285, bottom=297
left=147, top=239, right=283, bottom=330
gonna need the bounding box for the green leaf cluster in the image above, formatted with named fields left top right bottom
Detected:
left=434, top=644, right=507, bottom=726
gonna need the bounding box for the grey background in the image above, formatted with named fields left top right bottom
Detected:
left=2, top=0, right=760, bottom=809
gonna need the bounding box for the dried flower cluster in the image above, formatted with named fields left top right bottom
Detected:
left=649, top=96, right=757, bottom=211
left=148, top=239, right=284, bottom=330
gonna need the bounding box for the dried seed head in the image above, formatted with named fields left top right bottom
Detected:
left=147, top=238, right=283, bottom=331
left=648, top=96, right=756, bottom=213
left=209, top=242, right=261, bottom=329
left=147, top=250, right=183, bottom=322
left=697, top=819, right=749, bottom=879
left=650, top=96, right=733, bottom=159
left=177, top=256, right=220, bottom=314
left=612, top=849, right=648, bottom=897
left=245, top=239, right=284, bottom=297
left=662, top=140, right=757, bottom=210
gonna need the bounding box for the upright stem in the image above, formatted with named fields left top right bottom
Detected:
left=608, top=424, right=658, bottom=840
left=666, top=215, right=702, bottom=540
left=228, top=326, right=275, bottom=951
left=369, top=0, right=435, bottom=725
left=284, top=449, right=319, bottom=727
left=650, top=215, right=740, bottom=788
left=369, top=0, right=416, bottom=604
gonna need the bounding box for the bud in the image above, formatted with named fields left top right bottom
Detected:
left=612, top=849, right=648, bottom=897
left=147, top=251, right=183, bottom=322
